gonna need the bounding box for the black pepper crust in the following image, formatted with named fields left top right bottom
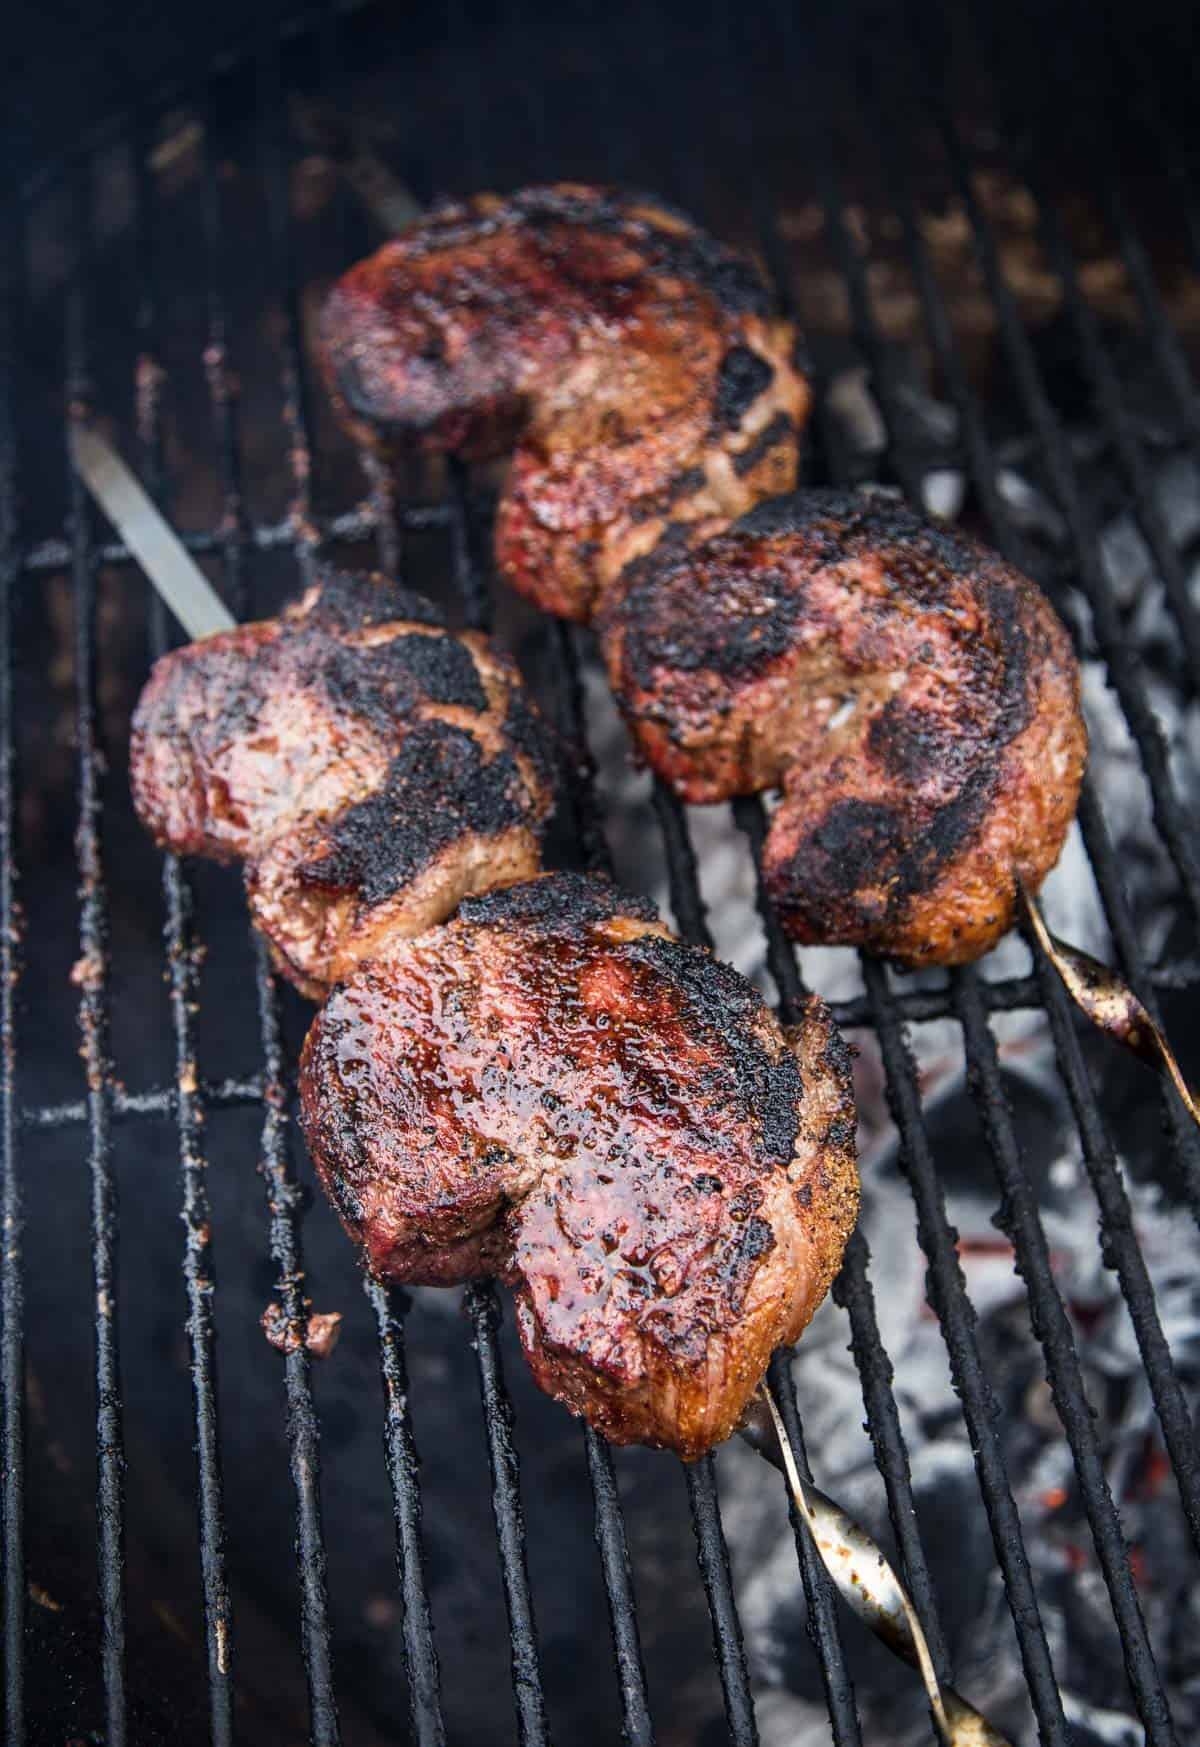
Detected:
left=301, top=564, right=448, bottom=631
left=457, top=869, right=660, bottom=932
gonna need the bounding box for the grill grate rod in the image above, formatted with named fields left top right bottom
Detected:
left=594, top=6, right=867, bottom=1718
left=905, top=8, right=1200, bottom=927
left=763, top=8, right=1072, bottom=1738
left=363, top=1278, right=447, bottom=1747
left=799, top=8, right=1194, bottom=1732
left=853, top=14, right=1200, bottom=1228
left=425, top=18, right=662, bottom=1736
left=131, top=112, right=237, bottom=1745
left=732, top=795, right=955, bottom=1690
left=954, top=969, right=1178, bottom=1740
left=851, top=3, right=1200, bottom=1556
left=685, top=1457, right=760, bottom=1747
left=243, top=34, right=349, bottom=1743
left=785, top=12, right=1190, bottom=1733
left=67, top=180, right=130, bottom=1747
left=0, top=209, right=25, bottom=1747
left=466, top=1283, right=552, bottom=1747
left=970, top=0, right=1200, bottom=689
left=18, top=498, right=476, bottom=579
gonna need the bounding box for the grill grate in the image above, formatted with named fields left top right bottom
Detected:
left=3, top=1, right=1200, bottom=1743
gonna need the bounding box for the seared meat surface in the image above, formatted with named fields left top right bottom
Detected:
left=131, top=568, right=556, bottom=996
left=299, top=873, right=858, bottom=1456
left=320, top=184, right=808, bottom=622
left=601, top=490, right=1087, bottom=965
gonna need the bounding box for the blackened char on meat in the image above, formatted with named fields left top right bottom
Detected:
left=130, top=566, right=558, bottom=996
left=600, top=490, right=1086, bottom=965
left=299, top=872, right=859, bottom=1457
left=320, top=184, right=810, bottom=622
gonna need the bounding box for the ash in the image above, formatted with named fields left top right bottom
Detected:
left=586, top=329, right=1200, bottom=1745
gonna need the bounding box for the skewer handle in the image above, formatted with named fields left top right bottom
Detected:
left=70, top=423, right=236, bottom=642
left=1019, top=885, right=1200, bottom=1131
left=742, top=1386, right=1014, bottom=1747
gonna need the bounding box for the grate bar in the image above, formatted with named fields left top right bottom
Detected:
left=851, top=26, right=1200, bottom=1226
left=862, top=955, right=1072, bottom=1743
left=583, top=1428, right=655, bottom=1747
left=68, top=236, right=129, bottom=1747
left=363, top=1279, right=446, bottom=1747
left=253, top=927, right=341, bottom=1747
left=830, top=1235, right=952, bottom=1680
left=649, top=779, right=860, bottom=1744
left=20, top=500, right=461, bottom=578
left=766, top=1354, right=865, bottom=1745
left=759, top=19, right=1072, bottom=1734
left=968, top=0, right=1200, bottom=689
left=732, top=795, right=954, bottom=1686
left=685, top=1457, right=759, bottom=1747
left=900, top=8, right=1200, bottom=926
left=0, top=212, right=25, bottom=1747
left=466, top=1282, right=551, bottom=1747
left=132, top=122, right=236, bottom=1744
left=21, top=1076, right=267, bottom=1131
left=1024, top=925, right=1200, bottom=1555
left=198, top=62, right=342, bottom=1741
left=955, top=969, right=1178, bottom=1741
left=200, top=80, right=250, bottom=624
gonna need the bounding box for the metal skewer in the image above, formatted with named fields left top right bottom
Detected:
left=1019, top=883, right=1200, bottom=1131
left=70, top=422, right=235, bottom=640
left=741, top=1388, right=1014, bottom=1747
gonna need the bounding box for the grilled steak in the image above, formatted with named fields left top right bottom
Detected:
left=299, top=873, right=859, bottom=1457
left=600, top=490, right=1087, bottom=965
left=131, top=568, right=556, bottom=996
left=320, top=184, right=808, bottom=622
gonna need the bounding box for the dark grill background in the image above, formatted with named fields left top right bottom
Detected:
left=3, top=1, right=1200, bottom=1743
